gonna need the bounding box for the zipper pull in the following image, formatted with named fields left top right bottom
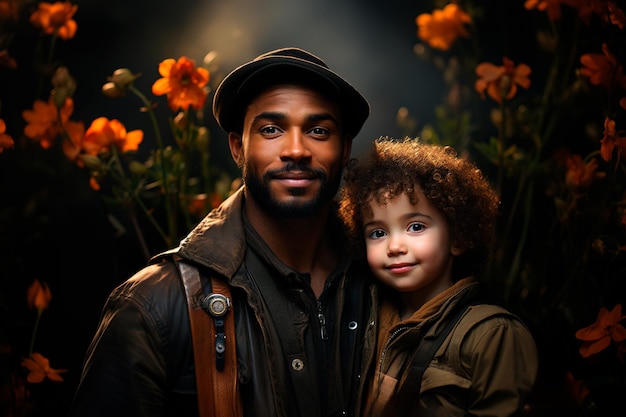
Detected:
left=317, top=300, right=328, bottom=340
left=318, top=312, right=328, bottom=340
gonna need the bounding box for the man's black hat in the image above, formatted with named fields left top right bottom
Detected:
left=212, top=47, right=370, bottom=137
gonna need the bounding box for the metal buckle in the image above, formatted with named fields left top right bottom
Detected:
left=200, top=293, right=231, bottom=317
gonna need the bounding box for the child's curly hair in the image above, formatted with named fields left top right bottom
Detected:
left=338, top=137, right=500, bottom=280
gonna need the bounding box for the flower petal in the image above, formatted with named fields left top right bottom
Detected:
left=579, top=337, right=611, bottom=357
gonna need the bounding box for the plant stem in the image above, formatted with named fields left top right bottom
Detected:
left=128, top=206, right=151, bottom=260
left=28, top=309, right=43, bottom=357
left=129, top=85, right=174, bottom=247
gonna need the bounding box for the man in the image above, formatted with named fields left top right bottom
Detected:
left=69, top=47, right=373, bottom=417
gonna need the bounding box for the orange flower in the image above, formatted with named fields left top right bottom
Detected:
left=209, top=192, right=224, bottom=209
left=608, top=1, right=626, bottom=29
left=0, top=118, right=14, bottom=153
left=575, top=304, right=626, bottom=358
left=152, top=56, right=209, bottom=111
left=599, top=116, right=626, bottom=163
left=580, top=43, right=626, bottom=90
left=29, top=1, right=78, bottom=40
left=415, top=4, right=471, bottom=51
left=564, top=371, right=591, bottom=406
left=475, top=57, right=532, bottom=103
left=61, top=119, right=86, bottom=161
left=524, top=0, right=563, bottom=20
left=565, top=154, right=605, bottom=190
left=22, top=97, right=74, bottom=149
left=21, top=353, right=67, bottom=383
left=524, top=0, right=585, bottom=21
left=188, top=194, right=208, bottom=219
left=26, top=279, right=52, bottom=311
left=83, top=117, right=143, bottom=155
left=89, top=176, right=100, bottom=191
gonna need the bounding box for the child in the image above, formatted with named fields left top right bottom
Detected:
left=339, top=138, right=538, bottom=417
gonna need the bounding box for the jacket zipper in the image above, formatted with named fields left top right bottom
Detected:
left=317, top=300, right=328, bottom=340
left=378, top=325, right=410, bottom=378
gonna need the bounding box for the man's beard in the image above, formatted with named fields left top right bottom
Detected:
left=243, top=162, right=342, bottom=218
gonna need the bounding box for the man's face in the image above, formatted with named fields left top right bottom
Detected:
left=229, top=84, right=352, bottom=218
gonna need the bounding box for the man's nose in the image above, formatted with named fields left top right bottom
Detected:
left=280, top=129, right=312, bottom=162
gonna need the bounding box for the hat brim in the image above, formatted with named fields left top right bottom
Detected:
left=212, top=53, right=369, bottom=137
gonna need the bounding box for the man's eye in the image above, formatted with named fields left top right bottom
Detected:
left=408, top=223, right=425, bottom=233
left=260, top=126, right=280, bottom=135
left=310, top=127, right=329, bottom=136
left=367, top=229, right=386, bottom=239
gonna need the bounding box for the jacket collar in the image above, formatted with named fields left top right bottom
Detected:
left=176, top=187, right=247, bottom=278
left=175, top=186, right=353, bottom=282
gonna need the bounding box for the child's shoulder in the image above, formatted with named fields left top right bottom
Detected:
left=455, top=303, right=528, bottom=333
left=448, top=303, right=535, bottom=351
left=435, top=304, right=536, bottom=371
left=463, top=303, right=514, bottom=321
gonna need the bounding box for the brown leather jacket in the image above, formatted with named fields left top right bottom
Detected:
left=356, top=280, right=538, bottom=417
left=70, top=188, right=375, bottom=417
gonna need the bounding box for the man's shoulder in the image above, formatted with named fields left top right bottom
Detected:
left=111, top=259, right=183, bottom=307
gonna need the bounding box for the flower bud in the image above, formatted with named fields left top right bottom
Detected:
left=51, top=86, right=70, bottom=108
left=446, top=83, right=463, bottom=110
left=52, top=66, right=76, bottom=90
left=161, top=146, right=174, bottom=160
left=79, top=154, right=103, bottom=170
left=27, top=279, right=52, bottom=311
left=51, top=67, right=76, bottom=106
left=129, top=160, right=148, bottom=176
left=196, top=126, right=210, bottom=150
left=102, top=81, right=124, bottom=99
left=110, top=68, right=136, bottom=88
left=173, top=112, right=188, bottom=130
left=490, top=108, right=503, bottom=126
left=499, top=75, right=512, bottom=100
left=103, top=68, right=138, bottom=98
left=591, top=238, right=605, bottom=254
left=536, top=31, right=557, bottom=53
left=203, top=51, right=219, bottom=74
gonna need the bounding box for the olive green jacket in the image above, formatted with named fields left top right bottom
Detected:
left=356, top=280, right=538, bottom=417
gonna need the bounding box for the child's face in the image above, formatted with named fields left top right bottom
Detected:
left=363, top=190, right=464, bottom=304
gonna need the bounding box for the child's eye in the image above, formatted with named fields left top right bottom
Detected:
left=408, top=222, right=425, bottom=233
left=367, top=229, right=387, bottom=240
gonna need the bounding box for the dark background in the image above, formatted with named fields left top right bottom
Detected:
left=1, top=0, right=623, bottom=415
left=2, top=1, right=451, bottom=413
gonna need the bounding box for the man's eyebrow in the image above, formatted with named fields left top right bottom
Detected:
left=307, top=113, right=339, bottom=125
left=251, top=112, right=339, bottom=125
left=252, top=111, right=286, bottom=124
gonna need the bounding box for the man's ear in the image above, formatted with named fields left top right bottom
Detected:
left=228, top=132, right=243, bottom=168
left=342, top=136, right=353, bottom=166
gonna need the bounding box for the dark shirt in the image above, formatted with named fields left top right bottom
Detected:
left=243, top=214, right=351, bottom=416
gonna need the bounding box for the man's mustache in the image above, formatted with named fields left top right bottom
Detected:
left=266, top=163, right=325, bottom=177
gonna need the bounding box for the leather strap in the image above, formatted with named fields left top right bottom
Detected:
left=385, top=303, right=473, bottom=416
left=207, top=276, right=242, bottom=417
left=177, top=259, right=242, bottom=417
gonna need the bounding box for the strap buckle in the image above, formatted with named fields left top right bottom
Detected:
left=200, top=293, right=231, bottom=317
left=199, top=293, right=231, bottom=371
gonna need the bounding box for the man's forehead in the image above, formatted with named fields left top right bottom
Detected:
left=244, top=85, right=342, bottom=122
